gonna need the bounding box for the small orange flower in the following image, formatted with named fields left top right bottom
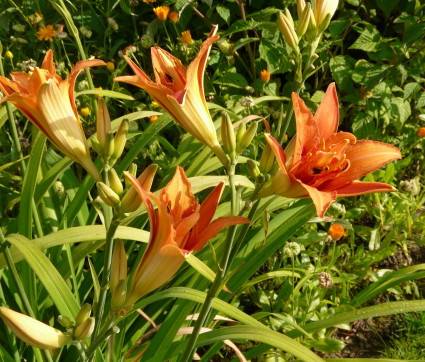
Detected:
left=179, top=30, right=193, bottom=45
left=168, top=11, right=179, bottom=23
left=260, top=69, right=270, bottom=83
left=329, top=224, right=344, bottom=240
left=417, top=127, right=425, bottom=137
left=37, top=25, right=57, bottom=41
left=153, top=6, right=170, bottom=21
left=150, top=115, right=158, bottom=123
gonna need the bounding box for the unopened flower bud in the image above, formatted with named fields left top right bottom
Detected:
left=121, top=164, right=158, bottom=213
left=283, top=242, right=301, bottom=258
left=259, top=143, right=275, bottom=174
left=221, top=113, right=236, bottom=156
left=277, top=11, right=299, bottom=52
left=110, top=119, right=129, bottom=165
left=5, top=50, right=13, bottom=59
left=284, top=8, right=294, bottom=28
left=108, top=169, right=123, bottom=195
left=110, top=240, right=127, bottom=295
left=318, top=272, right=333, bottom=289
left=104, top=131, right=115, bottom=161
left=306, top=7, right=317, bottom=39
left=75, top=303, right=92, bottom=326
left=0, top=307, right=71, bottom=350
left=246, top=160, right=260, bottom=179
left=168, top=11, right=179, bottom=23
left=140, top=35, right=154, bottom=49
left=57, top=315, right=73, bottom=328
left=217, top=38, right=234, bottom=55
left=297, top=3, right=311, bottom=37
left=297, top=0, right=306, bottom=19
left=260, top=69, right=270, bottom=83
left=417, top=127, right=425, bottom=137
left=96, top=99, right=111, bottom=149
left=91, top=136, right=103, bottom=156
left=236, top=123, right=246, bottom=144
left=328, top=224, right=344, bottom=240
left=80, top=106, right=90, bottom=117
left=106, top=61, right=115, bottom=72
left=107, top=17, right=119, bottom=31
left=125, top=163, right=138, bottom=189
left=314, top=0, right=339, bottom=29
left=111, top=280, right=127, bottom=312
left=237, top=122, right=258, bottom=153
left=97, top=182, right=121, bottom=207
left=74, top=317, right=95, bottom=340
left=239, top=96, right=255, bottom=108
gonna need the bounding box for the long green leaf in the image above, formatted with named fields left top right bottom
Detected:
left=18, top=132, right=46, bottom=237
left=6, top=234, right=80, bottom=319
left=0, top=226, right=149, bottom=269
left=75, top=89, right=135, bottom=100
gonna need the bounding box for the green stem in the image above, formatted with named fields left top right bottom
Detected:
left=92, top=221, right=120, bottom=342
left=179, top=163, right=239, bottom=362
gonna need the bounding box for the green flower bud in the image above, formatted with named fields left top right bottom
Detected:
left=221, top=113, right=236, bottom=157
left=246, top=159, right=260, bottom=180
left=97, top=182, right=121, bottom=207
left=111, top=279, right=127, bottom=312
left=57, top=315, right=73, bottom=328
left=237, top=122, right=258, bottom=153
left=74, top=317, right=95, bottom=340
left=277, top=11, right=299, bottom=52
left=108, top=169, right=123, bottom=195
left=75, top=303, right=92, bottom=326
left=110, top=119, right=129, bottom=166
left=259, top=143, right=275, bottom=174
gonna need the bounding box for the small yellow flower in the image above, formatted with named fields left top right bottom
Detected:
left=260, top=69, right=270, bottom=83
left=37, top=25, right=58, bottom=42
left=179, top=30, right=193, bottom=45
left=329, top=224, right=344, bottom=240
left=80, top=107, right=90, bottom=117
left=143, top=0, right=157, bottom=2
left=106, top=61, right=115, bottom=71
left=168, top=11, right=179, bottom=23
left=153, top=6, right=170, bottom=21
left=150, top=115, right=158, bottom=123
left=151, top=101, right=160, bottom=108
left=5, top=50, right=13, bottom=59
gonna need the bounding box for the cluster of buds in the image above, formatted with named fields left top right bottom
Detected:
left=278, top=0, right=339, bottom=52
left=91, top=99, right=129, bottom=169
left=96, top=163, right=158, bottom=213
left=221, top=113, right=258, bottom=163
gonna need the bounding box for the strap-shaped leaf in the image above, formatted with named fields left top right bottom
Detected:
left=0, top=226, right=149, bottom=269
left=6, top=234, right=80, bottom=319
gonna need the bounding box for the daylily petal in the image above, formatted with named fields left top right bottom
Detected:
left=197, top=182, right=224, bottom=232
left=335, top=181, right=396, bottom=196
left=301, top=183, right=337, bottom=218
left=151, top=47, right=187, bottom=91
left=314, top=83, right=339, bottom=141
left=41, top=49, right=56, bottom=76
left=290, top=92, right=321, bottom=171
left=190, top=216, right=250, bottom=252
left=320, top=140, right=401, bottom=191
left=265, top=134, right=288, bottom=176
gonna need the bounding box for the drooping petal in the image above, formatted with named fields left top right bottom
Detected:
left=320, top=140, right=401, bottom=191
left=300, top=182, right=337, bottom=218
left=314, top=83, right=339, bottom=141
left=335, top=181, right=396, bottom=196
left=290, top=92, right=321, bottom=171
left=189, top=216, right=250, bottom=252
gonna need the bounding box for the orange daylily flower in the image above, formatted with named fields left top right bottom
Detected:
left=123, top=166, right=249, bottom=308
left=260, top=83, right=401, bottom=218
left=114, top=26, right=228, bottom=165
left=0, top=50, right=105, bottom=181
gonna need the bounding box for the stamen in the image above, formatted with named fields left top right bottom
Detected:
left=324, top=166, right=330, bottom=171
left=322, top=138, right=326, bottom=150
left=307, top=152, right=313, bottom=157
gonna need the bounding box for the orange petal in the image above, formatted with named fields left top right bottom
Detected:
left=197, top=182, right=224, bottom=232
left=335, top=181, right=396, bottom=196
left=314, top=83, right=339, bottom=141
left=320, top=140, right=401, bottom=191
left=265, top=134, right=288, bottom=176
left=290, top=92, right=321, bottom=171
left=0, top=76, right=22, bottom=95
left=190, top=216, right=250, bottom=252
left=301, top=183, right=337, bottom=218
left=41, top=49, right=56, bottom=76
left=164, top=167, right=196, bottom=218
left=151, top=47, right=187, bottom=91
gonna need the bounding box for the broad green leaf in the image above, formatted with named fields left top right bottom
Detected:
left=216, top=72, right=249, bottom=89
left=6, top=234, right=80, bottom=319
left=18, top=131, right=46, bottom=238
left=349, top=25, right=381, bottom=52
left=216, top=5, right=231, bottom=24
left=0, top=226, right=149, bottom=269
left=329, top=55, right=356, bottom=93
left=352, top=112, right=374, bottom=139
left=232, top=37, right=259, bottom=53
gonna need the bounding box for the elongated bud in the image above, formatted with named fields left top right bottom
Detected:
left=104, top=131, right=115, bottom=161
left=74, top=317, right=95, bottom=340
left=221, top=113, right=236, bottom=156
left=297, top=3, right=311, bottom=37
left=110, top=119, right=129, bottom=165
left=259, top=143, right=275, bottom=174
left=277, top=11, right=299, bottom=52
left=111, top=279, right=127, bottom=312
left=108, top=169, right=123, bottom=195
left=121, top=164, right=158, bottom=213
left=75, top=303, right=91, bottom=326
left=318, top=13, right=332, bottom=33
left=0, top=307, right=71, bottom=350
left=96, top=98, right=111, bottom=149
left=57, top=315, right=73, bottom=328
left=306, top=7, right=317, bottom=38
left=297, top=0, right=306, bottom=18
left=110, top=240, right=127, bottom=295
left=91, top=136, right=103, bottom=156
left=97, top=182, right=121, bottom=207
left=246, top=160, right=260, bottom=179
left=125, top=163, right=138, bottom=189
left=237, top=122, right=258, bottom=153
left=284, top=8, right=294, bottom=28
left=236, top=123, right=246, bottom=144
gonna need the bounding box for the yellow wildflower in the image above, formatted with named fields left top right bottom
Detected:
left=153, top=6, right=170, bottom=21
left=179, top=30, right=193, bottom=45
left=37, top=25, right=58, bottom=42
